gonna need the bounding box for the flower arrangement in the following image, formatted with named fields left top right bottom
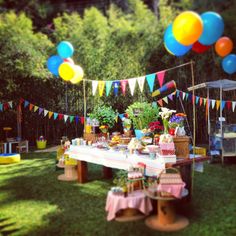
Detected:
left=169, top=113, right=186, bottom=129
left=38, top=135, right=46, bottom=141
left=148, top=121, right=163, bottom=133
left=159, top=107, right=176, bottom=133
left=122, top=117, right=132, bottom=131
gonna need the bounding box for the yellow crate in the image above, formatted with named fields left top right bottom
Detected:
left=193, top=147, right=207, bottom=156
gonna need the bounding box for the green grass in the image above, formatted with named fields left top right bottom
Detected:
left=0, top=153, right=236, bottom=236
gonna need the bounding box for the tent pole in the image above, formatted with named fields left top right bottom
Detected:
left=190, top=60, right=196, bottom=196
left=220, top=85, right=223, bottom=164
left=207, top=88, right=210, bottom=135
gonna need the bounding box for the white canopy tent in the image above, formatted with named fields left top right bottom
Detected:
left=188, top=79, right=236, bottom=163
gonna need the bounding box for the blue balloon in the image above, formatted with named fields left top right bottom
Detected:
left=164, top=24, right=192, bottom=57
left=199, top=12, right=224, bottom=46
left=222, top=54, right=236, bottom=74
left=57, top=41, right=74, bottom=59
left=47, top=55, right=63, bottom=76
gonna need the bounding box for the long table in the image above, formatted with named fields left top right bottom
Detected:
left=66, top=145, right=166, bottom=183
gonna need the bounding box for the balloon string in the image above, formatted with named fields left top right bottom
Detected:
left=82, top=61, right=193, bottom=82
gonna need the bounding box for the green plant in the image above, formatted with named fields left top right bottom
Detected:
left=126, top=102, right=160, bottom=130
left=113, top=170, right=128, bottom=188
left=89, top=104, right=117, bottom=128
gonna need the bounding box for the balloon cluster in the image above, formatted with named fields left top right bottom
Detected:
left=164, top=11, right=236, bottom=74
left=47, top=41, right=84, bottom=84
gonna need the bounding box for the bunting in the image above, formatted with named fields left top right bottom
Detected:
left=157, top=99, right=163, bottom=107
left=106, top=81, right=113, bottom=96
left=120, top=80, right=128, bottom=95
left=128, top=78, right=136, bottom=96
left=157, top=70, right=166, bottom=87
left=146, top=74, right=155, bottom=92
left=163, top=97, right=168, bottom=104
left=98, top=81, right=105, bottom=97
left=113, top=81, right=120, bottom=96
left=0, top=101, right=14, bottom=111
left=92, top=81, right=98, bottom=96
left=233, top=102, right=236, bottom=112
left=137, top=76, right=145, bottom=93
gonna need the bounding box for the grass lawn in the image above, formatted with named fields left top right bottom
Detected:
left=0, top=152, right=236, bottom=236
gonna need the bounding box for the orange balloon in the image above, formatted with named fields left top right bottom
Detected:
left=215, top=37, right=233, bottom=57
left=173, top=11, right=203, bottom=46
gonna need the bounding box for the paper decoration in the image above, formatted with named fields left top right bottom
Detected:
left=92, top=81, right=98, bottom=96
left=64, top=115, right=69, bottom=123
left=196, top=96, right=199, bottom=105
left=182, top=92, right=186, bottom=100
left=137, top=76, right=145, bottom=92
left=163, top=96, right=168, bottom=104
left=216, top=100, right=220, bottom=111
left=157, top=99, right=163, bottom=106
left=203, top=98, right=207, bottom=106
left=0, top=104, right=3, bottom=111
left=80, top=116, right=85, bottom=124
left=38, top=107, right=44, bottom=115
left=54, top=112, right=58, bottom=120
left=128, top=78, right=136, bottom=96
left=221, top=101, right=226, bottom=110
left=75, top=116, right=79, bottom=124
left=29, top=103, right=34, bottom=111
left=70, top=116, right=74, bottom=123
left=185, top=93, right=189, bottom=101
left=232, top=102, right=236, bottom=112
left=115, top=115, right=118, bottom=123
left=200, top=97, right=203, bottom=106
left=113, top=81, right=120, bottom=96
left=58, top=113, right=64, bottom=120
left=8, top=101, right=13, bottom=108
left=168, top=94, right=174, bottom=101
left=106, top=81, right=113, bottom=96
left=211, top=100, right=216, bottom=109
left=98, top=81, right=105, bottom=97
left=24, top=100, right=29, bottom=108
left=119, top=114, right=125, bottom=120
left=48, top=111, right=53, bottom=119
left=120, top=80, right=128, bottom=95
left=176, top=90, right=180, bottom=98
left=226, top=101, right=232, bottom=110
left=34, top=105, right=39, bottom=112
left=157, top=70, right=166, bottom=87
left=146, top=73, right=155, bottom=92
left=44, top=109, right=49, bottom=117
left=152, top=101, right=158, bottom=108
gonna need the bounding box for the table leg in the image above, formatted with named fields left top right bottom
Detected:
left=77, top=160, right=88, bottom=183
left=9, top=143, right=12, bottom=153
left=58, top=165, right=77, bottom=181
left=4, top=143, right=7, bottom=153
left=180, top=165, right=192, bottom=201
left=103, top=166, right=113, bottom=179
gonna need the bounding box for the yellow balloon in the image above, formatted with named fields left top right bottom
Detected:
left=59, top=62, right=75, bottom=81
left=173, top=11, right=203, bottom=46
left=70, top=65, right=84, bottom=84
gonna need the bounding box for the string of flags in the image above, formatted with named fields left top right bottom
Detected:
left=0, top=101, right=13, bottom=111
left=89, top=70, right=166, bottom=97
left=156, top=89, right=236, bottom=112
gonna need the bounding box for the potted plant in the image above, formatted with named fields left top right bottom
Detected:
left=122, top=117, right=132, bottom=137
left=36, top=135, right=47, bottom=149
left=113, top=170, right=128, bottom=196
left=126, top=102, right=159, bottom=139
left=89, top=104, right=117, bottom=133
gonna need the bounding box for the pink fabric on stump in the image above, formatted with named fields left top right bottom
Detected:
left=105, top=190, right=153, bottom=221
left=157, top=183, right=186, bottom=198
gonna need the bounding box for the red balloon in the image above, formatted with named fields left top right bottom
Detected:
left=63, top=58, right=74, bottom=64
left=192, top=41, right=211, bottom=53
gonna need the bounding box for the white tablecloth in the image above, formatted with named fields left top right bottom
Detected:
left=66, top=145, right=165, bottom=177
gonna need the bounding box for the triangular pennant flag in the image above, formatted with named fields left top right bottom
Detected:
left=29, top=103, right=34, bottom=111
left=163, top=96, right=168, bottom=104
left=216, top=100, right=220, bottom=111
left=226, top=101, right=232, bottom=110
left=58, top=113, right=64, bottom=120
left=119, top=114, right=125, bottom=120
left=113, top=81, right=120, bottom=96
left=120, top=80, right=128, bottom=95
left=115, top=115, right=118, bottom=123
left=92, top=81, right=98, bottom=96
left=168, top=94, right=174, bottom=101
left=192, top=95, right=196, bottom=105
left=196, top=96, right=200, bottom=105
left=199, top=97, right=203, bottom=106
left=4, top=103, right=9, bottom=110
left=182, top=92, right=186, bottom=100
left=221, top=101, right=226, bottom=110
left=0, top=103, right=3, bottom=111
left=157, top=70, right=166, bottom=87
left=146, top=73, right=155, bottom=92
left=185, top=93, right=189, bottom=101
left=48, top=111, right=53, bottom=119
left=70, top=116, right=74, bottom=123
left=211, top=99, right=216, bottom=109
left=208, top=99, right=211, bottom=108
left=188, top=93, right=192, bottom=102
left=8, top=101, right=13, bottom=108
left=24, top=100, right=29, bottom=108
left=38, top=107, right=44, bottom=115
left=128, top=78, right=136, bottom=96
left=54, top=112, right=58, bottom=120
left=176, top=90, right=180, bottom=98
left=64, top=115, right=69, bottom=123
left=80, top=116, right=85, bottom=124
left=106, top=81, right=113, bottom=96
left=75, top=115, right=79, bottom=124
left=44, top=109, right=49, bottom=117
left=179, top=91, right=183, bottom=99
left=19, top=98, right=24, bottom=105
left=152, top=101, right=158, bottom=108
left=137, top=76, right=145, bottom=92
left=157, top=99, right=163, bottom=107
left=203, top=98, right=207, bottom=106
left=232, top=102, right=236, bottom=112
left=98, top=81, right=105, bottom=97
left=34, top=105, right=39, bottom=112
